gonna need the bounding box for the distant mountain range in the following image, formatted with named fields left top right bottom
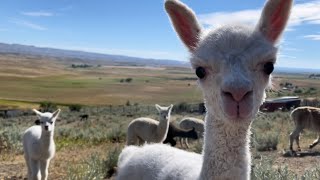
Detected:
left=0, top=43, right=189, bottom=67
left=0, top=42, right=319, bottom=74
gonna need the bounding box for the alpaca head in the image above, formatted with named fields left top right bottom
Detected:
left=33, top=109, right=61, bottom=133
left=165, top=0, right=292, bottom=125
left=155, top=104, right=173, bottom=121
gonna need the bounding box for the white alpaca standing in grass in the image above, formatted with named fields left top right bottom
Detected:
left=23, top=109, right=61, bottom=180
left=179, top=117, right=204, bottom=148
left=116, top=0, right=292, bottom=179
left=126, top=104, right=173, bottom=145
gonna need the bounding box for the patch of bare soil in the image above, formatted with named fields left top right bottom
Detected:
left=0, top=143, right=112, bottom=180
left=258, top=148, right=320, bottom=177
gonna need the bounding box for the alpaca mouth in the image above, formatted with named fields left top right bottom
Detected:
left=222, top=100, right=253, bottom=121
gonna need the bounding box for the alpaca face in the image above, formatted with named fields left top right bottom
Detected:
left=33, top=109, right=61, bottom=133
left=165, top=0, right=292, bottom=124
left=155, top=104, right=173, bottom=121
left=191, top=26, right=276, bottom=123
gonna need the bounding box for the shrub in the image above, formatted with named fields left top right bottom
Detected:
left=66, top=146, right=121, bottom=179
left=125, top=78, right=133, bottom=83
left=68, top=104, right=83, bottom=112
left=294, top=89, right=302, bottom=94
left=253, top=131, right=279, bottom=151
left=39, top=101, right=57, bottom=112
left=252, top=156, right=297, bottom=179
left=126, top=100, right=131, bottom=106
left=0, top=127, right=23, bottom=154
left=174, top=102, right=189, bottom=113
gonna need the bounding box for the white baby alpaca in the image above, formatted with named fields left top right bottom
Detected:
left=116, top=0, right=292, bottom=179
left=23, top=109, right=61, bottom=180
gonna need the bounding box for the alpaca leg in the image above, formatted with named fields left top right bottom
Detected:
left=295, top=135, right=301, bottom=151
left=185, top=138, right=190, bottom=149
left=40, top=160, right=50, bottom=180
left=24, top=154, right=32, bottom=179
left=126, top=134, right=138, bottom=145
left=138, top=136, right=145, bottom=145
left=309, top=134, right=320, bottom=149
left=179, top=138, right=184, bottom=148
left=289, top=128, right=302, bottom=151
left=30, top=159, right=40, bottom=180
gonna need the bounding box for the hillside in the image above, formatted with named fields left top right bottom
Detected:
left=0, top=43, right=189, bottom=67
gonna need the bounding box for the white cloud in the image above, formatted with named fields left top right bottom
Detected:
left=21, top=11, right=54, bottom=17
left=10, top=19, right=47, bottom=31
left=198, top=0, right=320, bottom=28
left=303, top=34, right=320, bottom=40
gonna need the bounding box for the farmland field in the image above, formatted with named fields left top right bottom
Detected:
left=1, top=54, right=320, bottom=179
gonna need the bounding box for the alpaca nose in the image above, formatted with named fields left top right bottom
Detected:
left=222, top=79, right=253, bottom=102
left=45, top=126, right=49, bottom=130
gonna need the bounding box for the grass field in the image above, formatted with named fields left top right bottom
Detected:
left=1, top=54, right=320, bottom=179
left=0, top=54, right=203, bottom=107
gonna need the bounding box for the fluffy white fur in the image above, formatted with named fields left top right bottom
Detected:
left=179, top=117, right=204, bottom=148
left=126, top=104, right=173, bottom=145
left=23, top=109, right=60, bottom=180
left=116, top=0, right=292, bottom=179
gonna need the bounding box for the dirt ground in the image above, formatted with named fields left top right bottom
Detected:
left=2, top=144, right=320, bottom=179
left=0, top=143, right=113, bottom=180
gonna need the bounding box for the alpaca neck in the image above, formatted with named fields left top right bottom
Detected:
left=157, top=118, right=169, bottom=140
left=200, top=112, right=251, bottom=180
left=40, top=131, right=54, bottom=150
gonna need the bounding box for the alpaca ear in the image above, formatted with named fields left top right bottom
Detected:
left=165, top=0, right=202, bottom=52
left=52, top=109, right=61, bottom=119
left=33, top=109, right=42, bottom=118
left=155, top=104, right=162, bottom=112
left=256, top=0, right=293, bottom=44
left=168, top=104, right=173, bottom=111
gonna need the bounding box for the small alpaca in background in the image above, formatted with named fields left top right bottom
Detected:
left=126, top=104, right=173, bottom=145
left=23, top=109, right=61, bottom=180
left=289, top=106, right=320, bottom=152
left=179, top=117, right=204, bottom=148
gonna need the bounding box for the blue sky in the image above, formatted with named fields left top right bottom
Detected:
left=0, top=0, right=319, bottom=69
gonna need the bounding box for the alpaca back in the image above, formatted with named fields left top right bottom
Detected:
left=116, top=144, right=202, bottom=180
left=179, top=118, right=204, bottom=137
left=127, top=118, right=162, bottom=143
left=291, top=107, right=320, bottom=132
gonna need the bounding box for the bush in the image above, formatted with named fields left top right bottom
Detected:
left=0, top=127, right=23, bottom=154
left=125, top=78, right=133, bottom=83
left=68, top=104, right=83, bottom=112
left=39, top=101, right=57, bottom=112
left=294, top=89, right=303, bottom=94
left=252, top=156, right=297, bottom=179
left=174, top=102, right=189, bottom=113
left=253, top=131, right=279, bottom=151
left=66, top=146, right=121, bottom=179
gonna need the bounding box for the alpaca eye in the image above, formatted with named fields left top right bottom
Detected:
left=49, top=121, right=53, bottom=124
left=196, top=67, right=206, bottom=79
left=263, top=62, right=274, bottom=75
